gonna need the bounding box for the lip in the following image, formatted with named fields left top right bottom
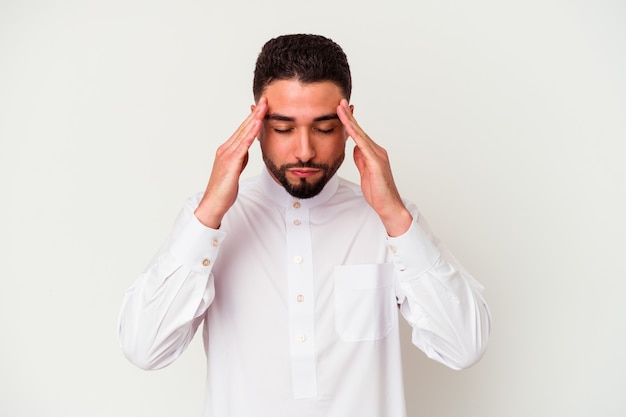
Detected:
left=288, top=168, right=321, bottom=178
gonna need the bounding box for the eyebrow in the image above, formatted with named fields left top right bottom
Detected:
left=265, top=113, right=339, bottom=122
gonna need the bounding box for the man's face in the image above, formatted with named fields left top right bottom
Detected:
left=255, top=79, right=350, bottom=199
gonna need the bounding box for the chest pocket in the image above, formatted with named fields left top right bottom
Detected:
left=334, top=263, right=396, bottom=342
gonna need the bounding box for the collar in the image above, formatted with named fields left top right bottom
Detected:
left=260, top=167, right=339, bottom=209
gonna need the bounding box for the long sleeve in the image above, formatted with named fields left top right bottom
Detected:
left=388, top=204, right=491, bottom=370
left=117, top=173, right=491, bottom=416
left=118, top=195, right=225, bottom=370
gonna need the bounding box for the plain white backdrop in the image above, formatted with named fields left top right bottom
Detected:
left=1, top=0, right=625, bottom=416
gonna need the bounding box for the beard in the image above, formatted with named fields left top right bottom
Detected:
left=263, top=153, right=344, bottom=199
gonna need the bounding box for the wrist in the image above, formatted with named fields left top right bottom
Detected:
left=381, top=207, right=413, bottom=237
left=194, top=204, right=224, bottom=229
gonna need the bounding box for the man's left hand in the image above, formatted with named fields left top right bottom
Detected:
left=337, top=99, right=413, bottom=237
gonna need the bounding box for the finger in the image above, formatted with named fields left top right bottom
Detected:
left=230, top=110, right=260, bottom=143
left=336, top=99, right=358, bottom=137
left=228, top=97, right=267, bottom=143
left=337, top=100, right=385, bottom=166
left=336, top=99, right=364, bottom=137
left=223, top=98, right=267, bottom=152
left=238, top=98, right=267, bottom=145
left=337, top=100, right=377, bottom=151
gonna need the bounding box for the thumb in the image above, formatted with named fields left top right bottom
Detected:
left=353, top=146, right=366, bottom=176
left=241, top=151, right=249, bottom=172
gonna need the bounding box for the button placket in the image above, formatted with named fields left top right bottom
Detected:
left=285, top=204, right=317, bottom=398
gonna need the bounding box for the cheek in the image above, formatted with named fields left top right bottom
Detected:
left=318, top=139, right=347, bottom=160
left=334, top=133, right=349, bottom=150
left=259, top=133, right=289, bottom=158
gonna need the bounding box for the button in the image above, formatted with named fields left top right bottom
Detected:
left=296, top=294, right=304, bottom=302
left=293, top=219, right=301, bottom=226
left=389, top=246, right=397, bottom=254
left=293, top=201, right=301, bottom=209
left=296, top=334, right=306, bottom=342
left=294, top=256, right=303, bottom=264
left=211, top=238, right=219, bottom=247
left=202, top=258, right=211, bottom=267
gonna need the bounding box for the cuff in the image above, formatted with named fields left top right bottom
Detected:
left=170, top=213, right=227, bottom=273
left=386, top=217, right=441, bottom=281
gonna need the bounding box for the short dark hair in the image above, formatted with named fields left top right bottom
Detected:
left=253, top=34, right=352, bottom=102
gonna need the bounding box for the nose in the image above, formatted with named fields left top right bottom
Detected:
left=294, top=131, right=315, bottom=162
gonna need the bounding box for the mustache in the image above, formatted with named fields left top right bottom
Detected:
left=281, top=161, right=329, bottom=170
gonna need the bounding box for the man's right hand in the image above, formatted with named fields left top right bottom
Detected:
left=194, top=98, right=268, bottom=228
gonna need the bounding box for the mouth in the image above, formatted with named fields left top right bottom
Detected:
left=288, top=168, right=322, bottom=179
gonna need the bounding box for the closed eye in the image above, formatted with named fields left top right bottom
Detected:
left=314, top=127, right=335, bottom=134
left=273, top=128, right=294, bottom=134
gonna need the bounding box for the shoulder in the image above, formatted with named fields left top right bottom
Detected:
left=336, top=176, right=364, bottom=198
left=183, top=175, right=263, bottom=210
left=239, top=175, right=262, bottom=193
left=335, top=176, right=421, bottom=218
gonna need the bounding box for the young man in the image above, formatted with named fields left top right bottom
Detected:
left=118, top=34, right=490, bottom=417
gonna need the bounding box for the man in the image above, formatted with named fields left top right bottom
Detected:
left=118, top=34, right=490, bottom=417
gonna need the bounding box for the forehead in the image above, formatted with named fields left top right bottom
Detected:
left=262, top=80, right=344, bottom=120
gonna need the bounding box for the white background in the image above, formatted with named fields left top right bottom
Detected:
left=1, top=0, right=625, bottom=416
